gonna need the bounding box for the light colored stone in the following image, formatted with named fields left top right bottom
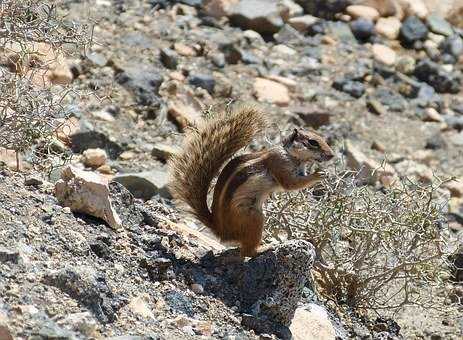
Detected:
left=346, top=5, right=380, bottom=21
left=375, top=17, right=401, bottom=39
left=168, top=100, right=202, bottom=131
left=423, top=107, right=444, bottom=122
left=266, top=75, right=297, bottom=91
left=282, top=0, right=304, bottom=18
left=355, top=0, right=402, bottom=18
left=288, top=15, right=319, bottom=32
left=190, top=283, right=204, bottom=294
left=345, top=141, right=396, bottom=185
left=400, top=0, right=429, bottom=19
left=290, top=305, right=336, bottom=340
left=372, top=43, right=397, bottom=66
left=151, top=143, right=179, bottom=161
left=82, top=148, right=107, bottom=168
left=253, top=78, right=290, bottom=106
left=128, top=294, right=154, bottom=319
left=203, top=0, right=239, bottom=18
left=174, top=42, right=197, bottom=57
left=272, top=44, right=297, bottom=56
left=55, top=165, right=122, bottom=229
left=428, top=32, right=446, bottom=45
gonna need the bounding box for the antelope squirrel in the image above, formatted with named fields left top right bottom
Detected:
left=168, top=105, right=334, bottom=257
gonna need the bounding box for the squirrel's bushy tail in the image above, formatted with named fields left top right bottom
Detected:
left=168, top=105, right=267, bottom=230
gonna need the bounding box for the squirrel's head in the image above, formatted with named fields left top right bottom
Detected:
left=282, top=128, right=335, bottom=163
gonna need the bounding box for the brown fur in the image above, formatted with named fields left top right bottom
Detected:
left=168, top=107, right=334, bottom=257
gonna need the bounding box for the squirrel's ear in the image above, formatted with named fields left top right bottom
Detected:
left=283, top=129, right=298, bottom=146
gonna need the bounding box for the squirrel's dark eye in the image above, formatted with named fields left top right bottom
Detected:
left=306, top=139, right=320, bottom=148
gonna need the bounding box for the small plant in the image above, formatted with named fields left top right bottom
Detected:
left=264, top=165, right=456, bottom=313
left=0, top=0, right=90, bottom=169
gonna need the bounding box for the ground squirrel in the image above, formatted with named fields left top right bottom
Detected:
left=168, top=105, right=334, bottom=257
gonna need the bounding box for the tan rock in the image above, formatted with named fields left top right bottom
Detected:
left=272, top=44, right=297, bottom=56
left=55, top=166, right=122, bottom=229
left=288, top=15, right=318, bottom=33
left=174, top=42, right=197, bottom=57
left=203, top=0, right=238, bottom=18
left=346, top=5, right=380, bottom=21
left=168, top=100, right=203, bottom=130
left=253, top=78, right=290, bottom=106
left=354, top=0, right=402, bottom=18
left=372, top=44, right=397, bottom=66
left=128, top=294, right=154, bottom=319
left=423, top=107, right=444, bottom=122
left=82, top=148, right=107, bottom=168
left=399, top=0, right=428, bottom=19
left=290, top=305, right=336, bottom=340
left=375, top=17, right=401, bottom=39
left=0, top=323, right=13, bottom=340
left=267, top=75, right=297, bottom=91
left=151, top=143, right=179, bottom=161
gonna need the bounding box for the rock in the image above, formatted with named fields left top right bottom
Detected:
left=43, top=265, right=117, bottom=323
left=372, top=44, right=396, bottom=66
left=229, top=0, right=288, bottom=34
left=113, top=169, right=171, bottom=200
left=33, top=321, right=77, bottom=340
left=346, top=5, right=380, bottom=21
left=173, top=42, right=197, bottom=57
left=402, top=0, right=428, bottom=19
left=354, top=0, right=401, bottom=17
left=423, top=107, right=444, bottom=122
left=294, top=0, right=350, bottom=20
left=55, top=165, right=122, bottom=230
left=400, top=16, right=428, bottom=45
left=151, top=143, right=179, bottom=161
left=444, top=115, right=463, bottom=130
left=160, top=48, right=178, bottom=69
left=70, top=129, right=124, bottom=159
left=0, top=323, right=13, bottom=340
left=426, top=14, right=453, bottom=36
left=128, top=294, right=154, bottom=319
left=440, top=34, right=463, bottom=58
left=168, top=100, right=202, bottom=130
left=203, top=0, right=239, bottom=18
left=366, top=98, right=387, bottom=115
left=345, top=140, right=396, bottom=185
left=188, top=74, right=215, bottom=94
left=272, top=44, right=297, bottom=56
left=414, top=59, right=461, bottom=93
left=350, top=18, right=375, bottom=40
left=375, top=17, right=401, bottom=40
left=0, top=247, right=20, bottom=264
left=328, top=21, right=356, bottom=42
left=210, top=52, right=226, bottom=68
left=57, top=312, right=98, bottom=338
left=332, top=78, right=365, bottom=98
left=266, top=75, right=297, bottom=91
left=24, top=174, right=44, bottom=187
left=253, top=78, right=290, bottom=106
left=373, top=86, right=407, bottom=112
left=291, top=106, right=331, bottom=128
left=82, top=148, right=108, bottom=168
left=238, top=240, right=316, bottom=327
left=190, top=283, right=204, bottom=294
left=395, top=159, right=434, bottom=183
left=396, top=55, right=416, bottom=74
left=445, top=179, right=463, bottom=197
left=282, top=0, right=304, bottom=17
left=290, top=305, right=336, bottom=340
left=450, top=131, right=463, bottom=146
left=115, top=65, right=164, bottom=114
left=288, top=15, right=319, bottom=33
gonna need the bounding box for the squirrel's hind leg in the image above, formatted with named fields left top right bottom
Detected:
left=237, top=209, right=264, bottom=258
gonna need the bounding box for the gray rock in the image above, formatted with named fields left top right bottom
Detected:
left=43, top=266, right=117, bottom=323
left=415, top=59, right=461, bottom=94
left=426, top=14, right=453, bottom=37
left=444, top=115, right=463, bottom=130
left=0, top=247, right=20, bottom=264
left=70, top=130, right=124, bottom=159
left=400, top=16, right=428, bottom=45
left=188, top=74, right=215, bottom=94
left=373, top=87, right=407, bottom=112
left=238, top=240, right=316, bottom=327
left=350, top=18, right=374, bottom=40
left=329, top=21, right=356, bottom=42
left=440, top=34, right=463, bottom=58
left=450, top=131, right=463, bottom=146
left=34, top=321, right=77, bottom=340
left=229, top=0, right=286, bottom=35
left=113, top=169, right=171, bottom=200
left=332, top=78, right=365, bottom=98
left=211, top=52, right=226, bottom=68
left=291, top=106, right=331, bottom=128
left=274, top=24, right=306, bottom=44
left=160, top=48, right=178, bottom=69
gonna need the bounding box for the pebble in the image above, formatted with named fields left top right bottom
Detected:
left=350, top=18, right=375, bottom=40
left=440, top=34, right=463, bottom=58
left=372, top=44, right=396, bottom=66
left=160, top=48, right=179, bottom=69
left=415, top=59, right=461, bottom=94
left=332, top=78, right=365, bottom=98
left=190, top=283, right=204, bottom=294
left=174, top=42, right=197, bottom=57
left=229, top=0, right=285, bottom=34
left=151, top=143, right=178, bottom=161
left=346, top=5, right=379, bottom=21
left=396, top=56, right=416, bottom=74
left=113, top=169, right=171, bottom=199
left=188, top=74, right=215, bottom=94
left=426, top=14, right=453, bottom=37
left=423, top=107, right=444, bottom=122
left=400, top=16, right=428, bottom=44
left=82, top=148, right=107, bottom=168
left=272, top=44, right=297, bottom=56
left=444, top=179, right=463, bottom=198
left=366, top=99, right=387, bottom=115
left=253, top=78, right=290, bottom=106
left=288, top=15, right=318, bottom=33
left=375, top=17, right=401, bottom=40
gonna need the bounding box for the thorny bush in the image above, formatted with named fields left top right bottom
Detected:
left=0, top=0, right=90, bottom=169
left=264, top=166, right=457, bottom=313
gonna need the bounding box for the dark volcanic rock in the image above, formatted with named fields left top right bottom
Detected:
left=70, top=130, right=124, bottom=159
left=295, top=0, right=349, bottom=20
left=415, top=59, right=461, bottom=93
left=188, top=73, right=216, bottom=94
left=400, top=16, right=428, bottom=45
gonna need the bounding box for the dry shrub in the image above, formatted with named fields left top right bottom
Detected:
left=0, top=0, right=90, bottom=168
left=264, top=165, right=456, bottom=313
